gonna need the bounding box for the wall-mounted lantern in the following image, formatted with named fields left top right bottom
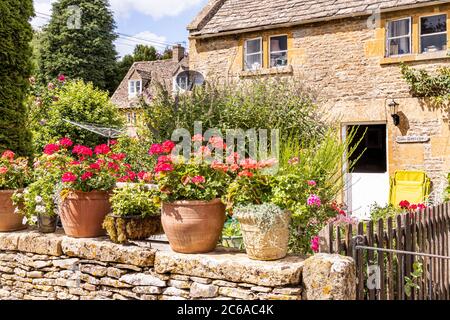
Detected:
left=389, top=99, right=400, bottom=126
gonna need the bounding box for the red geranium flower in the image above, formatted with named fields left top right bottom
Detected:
left=154, top=162, right=174, bottom=173
left=399, top=200, right=410, bottom=209
left=94, top=144, right=111, bottom=155
left=89, top=163, right=101, bottom=170
left=109, top=153, right=126, bottom=161
left=59, top=137, right=73, bottom=148
left=238, top=170, right=254, bottom=178
left=44, top=144, right=60, bottom=155
left=81, top=172, right=94, bottom=181
left=109, top=140, right=118, bottom=146
left=0, top=167, right=8, bottom=174
left=108, top=162, right=120, bottom=172
left=409, top=204, right=418, bottom=211
left=191, top=175, right=206, bottom=184
left=70, top=160, right=81, bottom=166
left=73, top=145, right=93, bottom=157
left=58, top=74, right=65, bottom=82
left=62, top=172, right=77, bottom=183
left=149, top=144, right=163, bottom=155
left=1, top=150, right=15, bottom=161
left=417, top=203, right=427, bottom=210
left=161, top=140, right=176, bottom=153
left=157, top=155, right=172, bottom=164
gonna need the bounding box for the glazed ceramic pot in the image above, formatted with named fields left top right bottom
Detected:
left=161, top=199, right=226, bottom=254
left=60, top=191, right=111, bottom=238
left=0, top=190, right=27, bottom=232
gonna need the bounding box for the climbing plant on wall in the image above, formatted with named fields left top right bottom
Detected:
left=401, top=64, right=450, bottom=107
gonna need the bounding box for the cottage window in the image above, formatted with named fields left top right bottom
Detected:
left=386, top=18, right=412, bottom=56
left=270, top=35, right=288, bottom=67
left=128, top=80, right=142, bottom=96
left=420, top=14, right=447, bottom=53
left=127, top=112, right=137, bottom=125
left=244, top=38, right=263, bottom=71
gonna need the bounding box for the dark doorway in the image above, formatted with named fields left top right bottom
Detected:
left=348, top=124, right=387, bottom=174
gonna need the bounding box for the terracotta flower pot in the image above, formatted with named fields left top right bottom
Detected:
left=0, top=190, right=27, bottom=232
left=161, top=199, right=226, bottom=254
left=60, top=191, right=111, bottom=238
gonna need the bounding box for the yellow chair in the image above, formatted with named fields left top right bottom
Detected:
left=389, top=171, right=431, bottom=207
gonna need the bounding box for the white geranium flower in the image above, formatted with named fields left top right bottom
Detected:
left=31, top=216, right=38, bottom=224
left=35, top=196, right=43, bottom=203
left=22, top=217, right=28, bottom=225
left=35, top=205, right=46, bottom=214
left=14, top=207, right=20, bottom=214
left=23, top=189, right=29, bottom=195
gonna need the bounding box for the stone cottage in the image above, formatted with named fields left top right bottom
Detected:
left=111, top=45, right=189, bottom=137
left=187, top=0, right=450, bottom=217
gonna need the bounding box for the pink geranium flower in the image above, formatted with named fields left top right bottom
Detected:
left=192, top=134, right=203, bottom=142
left=154, top=162, right=174, bottom=173
left=1, top=150, right=15, bottom=161
left=307, top=180, right=317, bottom=187
left=311, top=236, right=320, bottom=253
left=149, top=144, right=163, bottom=156
left=307, top=194, right=321, bottom=207
left=81, top=172, right=93, bottom=181
left=0, top=167, right=8, bottom=174
left=72, top=145, right=93, bottom=157
left=191, top=176, right=206, bottom=184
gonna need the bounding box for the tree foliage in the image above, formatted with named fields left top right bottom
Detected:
left=31, top=80, right=124, bottom=151
left=38, top=0, right=118, bottom=93
left=141, top=79, right=326, bottom=145
left=0, top=0, right=34, bottom=156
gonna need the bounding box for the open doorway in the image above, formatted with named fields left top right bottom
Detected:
left=344, top=124, right=389, bottom=220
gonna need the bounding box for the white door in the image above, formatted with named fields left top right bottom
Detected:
left=344, top=124, right=389, bottom=220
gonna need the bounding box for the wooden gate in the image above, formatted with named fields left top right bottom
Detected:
left=319, top=203, right=450, bottom=300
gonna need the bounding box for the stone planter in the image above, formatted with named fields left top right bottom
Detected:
left=0, top=190, right=26, bottom=232
left=37, top=214, right=58, bottom=234
left=161, top=199, right=226, bottom=254
left=60, top=191, right=111, bottom=238
left=103, top=214, right=164, bottom=244
left=237, top=209, right=291, bottom=261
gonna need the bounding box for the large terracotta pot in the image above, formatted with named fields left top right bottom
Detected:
left=60, top=191, right=111, bottom=238
left=161, top=199, right=226, bottom=254
left=0, top=190, right=27, bottom=232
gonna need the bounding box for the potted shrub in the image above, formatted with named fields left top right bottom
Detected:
left=39, top=139, right=139, bottom=238
left=0, top=150, right=30, bottom=232
left=221, top=217, right=244, bottom=250
left=103, top=183, right=163, bottom=244
left=151, top=137, right=232, bottom=254
left=226, top=161, right=291, bottom=261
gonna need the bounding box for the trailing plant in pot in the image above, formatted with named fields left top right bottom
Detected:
left=0, top=150, right=31, bottom=232
left=151, top=137, right=232, bottom=254
left=103, top=183, right=163, bottom=244
left=39, top=138, right=135, bottom=238
left=226, top=164, right=291, bottom=261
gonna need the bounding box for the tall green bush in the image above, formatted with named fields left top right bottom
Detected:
left=0, top=0, right=34, bottom=156
left=142, top=79, right=326, bottom=144
left=30, top=79, right=124, bottom=151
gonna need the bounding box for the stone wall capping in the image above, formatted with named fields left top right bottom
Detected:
left=154, top=249, right=305, bottom=287
left=0, top=231, right=356, bottom=300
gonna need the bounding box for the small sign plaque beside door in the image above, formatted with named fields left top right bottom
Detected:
left=396, top=135, right=430, bottom=144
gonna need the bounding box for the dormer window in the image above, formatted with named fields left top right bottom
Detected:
left=128, top=80, right=142, bottom=97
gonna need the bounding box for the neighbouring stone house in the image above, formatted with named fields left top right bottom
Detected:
left=111, top=45, right=189, bottom=137
left=187, top=0, right=450, bottom=217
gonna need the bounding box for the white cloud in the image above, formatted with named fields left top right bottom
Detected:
left=109, top=0, right=204, bottom=19
left=115, top=31, right=168, bottom=58
left=32, top=0, right=55, bottom=29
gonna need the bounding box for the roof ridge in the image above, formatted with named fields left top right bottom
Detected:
left=187, top=0, right=228, bottom=32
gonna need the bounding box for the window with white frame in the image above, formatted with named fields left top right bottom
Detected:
left=128, top=80, right=142, bottom=97
left=244, top=38, right=263, bottom=71
left=420, top=14, right=447, bottom=53
left=386, top=18, right=412, bottom=56
left=270, top=35, right=288, bottom=68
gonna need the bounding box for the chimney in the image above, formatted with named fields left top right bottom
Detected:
left=173, top=44, right=185, bottom=62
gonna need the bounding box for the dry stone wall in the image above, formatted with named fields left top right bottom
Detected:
left=0, top=230, right=356, bottom=300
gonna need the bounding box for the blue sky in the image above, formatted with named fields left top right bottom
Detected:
left=32, top=0, right=208, bottom=58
